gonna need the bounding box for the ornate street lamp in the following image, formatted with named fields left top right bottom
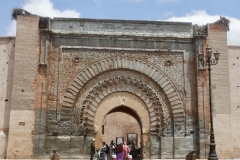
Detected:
left=199, top=46, right=220, bottom=160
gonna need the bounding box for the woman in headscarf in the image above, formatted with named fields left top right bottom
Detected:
left=116, top=143, right=123, bottom=160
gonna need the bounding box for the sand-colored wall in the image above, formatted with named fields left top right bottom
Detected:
left=7, top=15, right=39, bottom=159
left=0, top=37, right=15, bottom=158
left=207, top=23, right=232, bottom=158
left=103, top=112, right=141, bottom=147
left=228, top=45, right=240, bottom=158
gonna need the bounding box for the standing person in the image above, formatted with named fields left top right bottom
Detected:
left=116, top=143, right=123, bottom=160
left=110, top=140, right=116, bottom=155
left=50, top=149, right=60, bottom=160
left=90, top=139, right=95, bottom=160
left=123, top=142, right=130, bottom=160
left=101, top=142, right=108, bottom=160
left=113, top=143, right=116, bottom=154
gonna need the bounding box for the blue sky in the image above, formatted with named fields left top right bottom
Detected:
left=0, top=0, right=240, bottom=45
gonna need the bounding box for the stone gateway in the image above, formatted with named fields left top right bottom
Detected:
left=0, top=10, right=238, bottom=159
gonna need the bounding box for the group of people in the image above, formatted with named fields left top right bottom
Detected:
left=110, top=140, right=141, bottom=158
left=49, top=139, right=139, bottom=160
left=90, top=139, right=131, bottom=160
left=90, top=139, right=110, bottom=160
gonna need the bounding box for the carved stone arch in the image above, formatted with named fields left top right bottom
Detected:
left=61, top=70, right=185, bottom=136
left=73, top=76, right=170, bottom=135
left=61, top=58, right=184, bottom=131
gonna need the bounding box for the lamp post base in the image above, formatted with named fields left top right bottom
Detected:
left=208, top=156, right=218, bottom=160
left=208, top=142, right=218, bottom=160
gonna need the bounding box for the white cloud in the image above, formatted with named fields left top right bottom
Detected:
left=6, top=21, right=16, bottom=36
left=226, top=17, right=240, bottom=45
left=6, top=0, right=80, bottom=36
left=23, top=0, right=80, bottom=18
left=166, top=10, right=219, bottom=25
left=165, top=10, right=240, bottom=45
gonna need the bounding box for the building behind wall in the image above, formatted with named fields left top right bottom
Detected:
left=0, top=10, right=239, bottom=159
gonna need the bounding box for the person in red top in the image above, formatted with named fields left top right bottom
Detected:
left=122, top=142, right=130, bottom=160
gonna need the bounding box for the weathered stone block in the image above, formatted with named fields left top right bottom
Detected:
left=161, top=137, right=173, bottom=158
left=70, top=136, right=84, bottom=148
left=45, top=136, right=58, bottom=150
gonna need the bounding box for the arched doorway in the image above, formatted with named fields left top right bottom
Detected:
left=102, top=106, right=141, bottom=153
left=103, top=105, right=141, bottom=145
left=93, top=92, right=150, bottom=158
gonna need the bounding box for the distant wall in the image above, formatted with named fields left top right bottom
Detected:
left=207, top=23, right=232, bottom=158
left=228, top=45, right=240, bottom=158
left=0, top=37, right=15, bottom=158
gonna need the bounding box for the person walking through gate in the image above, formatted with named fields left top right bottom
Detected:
left=101, top=141, right=108, bottom=160
left=123, top=142, right=130, bottom=160
left=116, top=143, right=123, bottom=160
left=90, top=139, right=95, bottom=160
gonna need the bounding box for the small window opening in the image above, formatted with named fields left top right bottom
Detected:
left=102, top=125, right=104, bottom=135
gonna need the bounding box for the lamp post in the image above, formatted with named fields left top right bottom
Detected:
left=199, top=46, right=220, bottom=160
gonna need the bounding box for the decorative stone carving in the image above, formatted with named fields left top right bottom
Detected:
left=76, top=76, right=170, bottom=136
left=72, top=56, right=82, bottom=63
left=165, top=60, right=172, bottom=66
left=61, top=49, right=184, bottom=92
left=48, top=46, right=60, bottom=110
left=57, top=69, right=185, bottom=137
left=47, top=47, right=196, bottom=139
